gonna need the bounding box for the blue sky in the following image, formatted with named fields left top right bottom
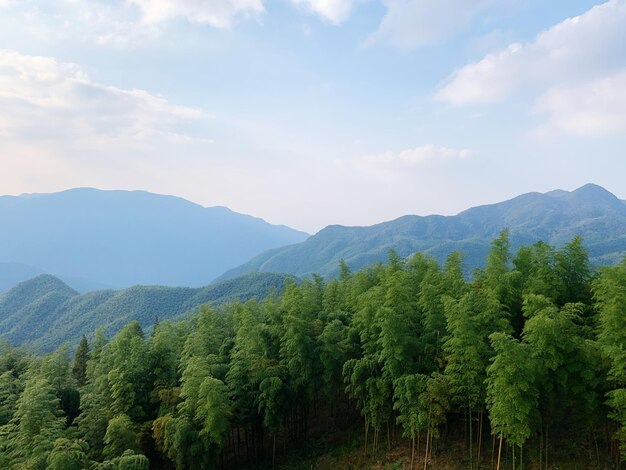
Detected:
left=0, top=0, right=624, bottom=232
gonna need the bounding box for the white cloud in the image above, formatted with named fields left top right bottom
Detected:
left=289, top=0, right=359, bottom=24
left=0, top=0, right=265, bottom=48
left=0, top=49, right=225, bottom=214
left=0, top=49, right=207, bottom=149
left=533, top=70, right=626, bottom=138
left=368, top=0, right=493, bottom=48
left=397, top=145, right=472, bottom=163
left=436, top=0, right=626, bottom=106
left=359, top=144, right=471, bottom=173
left=128, top=0, right=264, bottom=28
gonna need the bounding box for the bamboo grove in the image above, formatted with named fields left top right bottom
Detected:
left=0, top=231, right=624, bottom=469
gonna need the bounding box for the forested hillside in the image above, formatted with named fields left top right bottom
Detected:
left=221, top=184, right=626, bottom=280
left=0, top=233, right=624, bottom=469
left=0, top=188, right=308, bottom=289
left=0, top=273, right=295, bottom=351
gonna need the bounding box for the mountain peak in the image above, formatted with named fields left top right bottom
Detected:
left=9, top=274, right=77, bottom=297
left=572, top=183, right=618, bottom=199
left=220, top=183, right=626, bottom=281
left=567, top=183, right=624, bottom=214
left=0, top=188, right=309, bottom=288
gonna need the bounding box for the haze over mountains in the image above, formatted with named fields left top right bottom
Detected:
left=1, top=183, right=625, bottom=350
left=1, top=184, right=625, bottom=295
left=0, top=262, right=44, bottom=293
left=220, top=184, right=626, bottom=280
left=0, top=188, right=308, bottom=291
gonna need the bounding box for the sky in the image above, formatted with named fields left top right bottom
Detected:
left=0, top=0, right=625, bottom=233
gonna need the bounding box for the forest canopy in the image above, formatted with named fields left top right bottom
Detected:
left=0, top=231, right=624, bottom=469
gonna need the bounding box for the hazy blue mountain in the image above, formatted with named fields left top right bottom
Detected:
left=219, top=184, right=626, bottom=280
left=0, top=272, right=295, bottom=351
left=0, top=188, right=308, bottom=289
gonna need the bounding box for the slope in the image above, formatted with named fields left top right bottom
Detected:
left=0, top=188, right=308, bottom=289
left=219, top=184, right=626, bottom=280
left=0, top=272, right=294, bottom=351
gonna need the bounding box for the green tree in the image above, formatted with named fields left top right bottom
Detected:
left=258, top=375, right=289, bottom=468
left=46, top=438, right=89, bottom=470
left=0, top=370, right=21, bottom=425
left=594, top=260, right=626, bottom=458
left=103, top=414, right=139, bottom=460
left=195, top=377, right=231, bottom=447
left=522, top=294, right=600, bottom=465
left=115, top=450, right=150, bottom=470
left=486, top=333, right=538, bottom=469
left=318, top=319, right=350, bottom=408
left=72, top=335, right=90, bottom=388
left=444, top=286, right=509, bottom=469
left=75, top=329, right=112, bottom=458
left=514, top=242, right=559, bottom=302
left=6, top=377, right=64, bottom=467
left=393, top=373, right=427, bottom=466
left=555, top=236, right=591, bottom=305
left=106, top=322, right=151, bottom=420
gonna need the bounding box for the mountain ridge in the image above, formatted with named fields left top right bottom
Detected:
left=0, top=272, right=296, bottom=351
left=0, top=188, right=308, bottom=289
left=218, top=184, right=626, bottom=280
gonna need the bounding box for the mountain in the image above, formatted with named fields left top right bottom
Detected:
left=0, top=188, right=308, bottom=289
left=0, top=275, right=78, bottom=347
left=0, top=272, right=295, bottom=351
left=219, top=184, right=626, bottom=280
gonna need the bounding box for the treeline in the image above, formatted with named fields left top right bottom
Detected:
left=0, top=232, right=624, bottom=469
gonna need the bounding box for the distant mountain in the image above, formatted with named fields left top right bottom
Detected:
left=219, top=184, right=626, bottom=280
left=0, top=188, right=308, bottom=289
left=0, top=272, right=295, bottom=351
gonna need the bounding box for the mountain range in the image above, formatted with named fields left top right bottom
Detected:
left=1, top=183, right=625, bottom=350
left=0, top=272, right=294, bottom=351
left=219, top=184, right=626, bottom=280
left=0, top=188, right=308, bottom=291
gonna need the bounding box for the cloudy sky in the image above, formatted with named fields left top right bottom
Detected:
left=1, top=0, right=624, bottom=232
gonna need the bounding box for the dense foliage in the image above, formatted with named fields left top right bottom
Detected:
left=220, top=183, right=626, bottom=281
left=0, top=273, right=295, bottom=351
left=0, top=232, right=624, bottom=469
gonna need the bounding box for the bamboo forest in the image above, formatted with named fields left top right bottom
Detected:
left=0, top=231, right=624, bottom=470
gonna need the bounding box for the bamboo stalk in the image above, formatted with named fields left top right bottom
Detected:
left=423, top=427, right=430, bottom=470
left=477, top=410, right=483, bottom=466
left=496, top=432, right=503, bottom=470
